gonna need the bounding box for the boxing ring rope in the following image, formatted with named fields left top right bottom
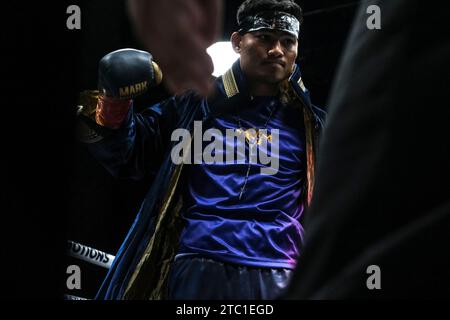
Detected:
left=67, top=240, right=116, bottom=269
left=65, top=240, right=116, bottom=300
left=64, top=294, right=89, bottom=300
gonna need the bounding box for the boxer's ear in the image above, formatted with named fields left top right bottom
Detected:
left=231, top=32, right=242, bottom=53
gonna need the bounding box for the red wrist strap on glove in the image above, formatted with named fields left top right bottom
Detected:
left=95, top=95, right=132, bottom=129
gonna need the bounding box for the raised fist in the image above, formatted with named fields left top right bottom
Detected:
left=95, top=48, right=162, bottom=129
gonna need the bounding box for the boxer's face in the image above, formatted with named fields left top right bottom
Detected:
left=232, top=30, right=298, bottom=85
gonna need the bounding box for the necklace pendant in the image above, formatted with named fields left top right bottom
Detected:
left=245, top=129, right=258, bottom=146
left=238, top=128, right=273, bottom=146
left=234, top=104, right=277, bottom=200
left=257, top=132, right=272, bottom=145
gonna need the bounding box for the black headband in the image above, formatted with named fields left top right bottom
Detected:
left=238, top=11, right=300, bottom=38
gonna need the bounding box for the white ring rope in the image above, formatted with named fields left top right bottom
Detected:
left=64, top=294, right=89, bottom=300
left=67, top=240, right=115, bottom=269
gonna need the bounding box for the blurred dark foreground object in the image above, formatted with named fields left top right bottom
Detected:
left=285, top=0, right=450, bottom=299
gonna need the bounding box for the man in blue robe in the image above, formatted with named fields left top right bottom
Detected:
left=78, top=0, right=326, bottom=300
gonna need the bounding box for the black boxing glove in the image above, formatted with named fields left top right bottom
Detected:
left=95, top=48, right=163, bottom=129
left=98, top=48, right=162, bottom=99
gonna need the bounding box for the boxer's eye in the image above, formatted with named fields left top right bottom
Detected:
left=255, top=33, right=271, bottom=41
left=281, top=37, right=296, bottom=47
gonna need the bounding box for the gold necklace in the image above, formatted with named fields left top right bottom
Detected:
left=235, top=102, right=278, bottom=200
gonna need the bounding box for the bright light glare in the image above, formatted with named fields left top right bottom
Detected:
left=206, top=42, right=239, bottom=77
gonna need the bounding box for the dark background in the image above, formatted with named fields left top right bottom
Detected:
left=1, top=0, right=361, bottom=299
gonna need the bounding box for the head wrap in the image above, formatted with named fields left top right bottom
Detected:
left=238, top=10, right=300, bottom=38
